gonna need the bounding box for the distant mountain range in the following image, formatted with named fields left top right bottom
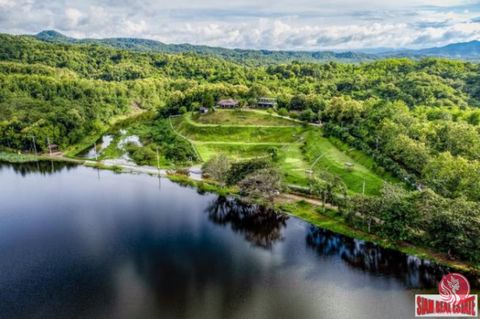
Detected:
left=34, top=30, right=480, bottom=64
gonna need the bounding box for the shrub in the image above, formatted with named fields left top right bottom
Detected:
left=202, top=154, right=230, bottom=185
left=277, top=108, right=288, bottom=116
left=226, top=158, right=271, bottom=185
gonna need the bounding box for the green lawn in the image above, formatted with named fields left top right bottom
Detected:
left=327, top=136, right=399, bottom=184
left=303, top=130, right=387, bottom=195
left=278, top=143, right=310, bottom=186
left=172, top=116, right=305, bottom=143
left=195, top=142, right=277, bottom=161
left=171, top=111, right=391, bottom=194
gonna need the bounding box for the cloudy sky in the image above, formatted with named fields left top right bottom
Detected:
left=0, top=0, right=479, bottom=50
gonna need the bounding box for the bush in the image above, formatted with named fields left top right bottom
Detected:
left=277, top=108, right=288, bottom=116
left=226, top=158, right=271, bottom=185
left=125, top=143, right=156, bottom=165
left=267, top=146, right=280, bottom=161
left=165, top=140, right=196, bottom=163
left=299, top=108, right=315, bottom=122
left=238, top=168, right=282, bottom=202
left=288, top=112, right=298, bottom=119
left=202, top=154, right=230, bottom=184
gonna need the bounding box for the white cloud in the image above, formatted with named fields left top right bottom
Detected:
left=0, top=0, right=478, bottom=50
left=124, top=19, right=147, bottom=35
left=64, top=8, right=83, bottom=27
left=0, top=0, right=15, bottom=8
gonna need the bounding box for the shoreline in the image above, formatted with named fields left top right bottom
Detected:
left=1, top=151, right=479, bottom=279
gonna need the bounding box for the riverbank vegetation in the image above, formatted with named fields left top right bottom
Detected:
left=1, top=33, right=479, bottom=267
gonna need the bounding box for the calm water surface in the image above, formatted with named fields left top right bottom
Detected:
left=0, top=162, right=453, bottom=319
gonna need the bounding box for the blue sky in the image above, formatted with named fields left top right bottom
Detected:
left=0, top=0, right=479, bottom=50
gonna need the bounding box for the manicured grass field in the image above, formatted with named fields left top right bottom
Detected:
left=303, top=131, right=387, bottom=194
left=327, top=136, right=399, bottom=184
left=171, top=110, right=391, bottom=194
left=195, top=142, right=282, bottom=161
left=172, top=116, right=305, bottom=143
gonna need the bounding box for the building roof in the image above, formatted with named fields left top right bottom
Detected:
left=257, top=97, right=277, bottom=105
left=217, top=98, right=238, bottom=106
left=258, top=97, right=276, bottom=102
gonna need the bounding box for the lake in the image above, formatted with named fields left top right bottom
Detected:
left=0, top=162, right=453, bottom=319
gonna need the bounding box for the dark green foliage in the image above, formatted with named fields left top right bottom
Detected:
left=238, top=168, right=282, bottom=203
left=267, top=146, right=280, bottom=162
left=125, top=142, right=156, bottom=165
left=349, top=187, right=480, bottom=263
left=165, top=142, right=196, bottom=163
left=299, top=108, right=316, bottom=122
left=225, top=158, right=271, bottom=186
left=425, top=195, right=480, bottom=263
left=130, top=119, right=198, bottom=164
left=277, top=108, right=288, bottom=116
left=202, top=154, right=230, bottom=184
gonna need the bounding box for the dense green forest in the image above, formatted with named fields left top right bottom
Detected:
left=0, top=33, right=479, bottom=264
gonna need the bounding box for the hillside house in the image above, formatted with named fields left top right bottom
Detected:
left=256, top=97, right=276, bottom=108
left=217, top=98, right=239, bottom=108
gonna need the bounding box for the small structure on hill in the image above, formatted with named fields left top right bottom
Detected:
left=199, top=106, right=209, bottom=114
left=217, top=98, right=239, bottom=108
left=256, top=97, right=276, bottom=108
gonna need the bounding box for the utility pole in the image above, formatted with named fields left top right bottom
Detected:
left=156, top=147, right=161, bottom=189
left=47, top=137, right=54, bottom=172
left=93, top=142, right=98, bottom=161
left=47, top=137, right=52, bottom=156
left=32, top=136, right=38, bottom=157
left=362, top=179, right=366, bottom=195
left=32, top=135, right=39, bottom=170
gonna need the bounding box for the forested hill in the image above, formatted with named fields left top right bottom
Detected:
left=34, top=30, right=480, bottom=64
left=2, top=32, right=480, bottom=151
left=383, top=40, right=480, bottom=60
left=34, top=30, right=374, bottom=64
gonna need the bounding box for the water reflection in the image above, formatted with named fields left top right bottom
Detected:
left=306, top=226, right=450, bottom=288
left=206, top=196, right=289, bottom=249
left=125, top=224, right=271, bottom=319
left=0, top=160, right=77, bottom=176
left=1, top=162, right=479, bottom=319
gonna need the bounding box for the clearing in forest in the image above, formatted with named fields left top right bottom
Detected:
left=171, top=109, right=390, bottom=195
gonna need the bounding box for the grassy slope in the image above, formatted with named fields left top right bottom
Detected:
left=172, top=110, right=390, bottom=194
left=303, top=131, right=388, bottom=194
left=190, top=109, right=296, bottom=126
left=172, top=117, right=304, bottom=143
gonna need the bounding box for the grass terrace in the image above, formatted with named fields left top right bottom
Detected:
left=171, top=109, right=392, bottom=194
